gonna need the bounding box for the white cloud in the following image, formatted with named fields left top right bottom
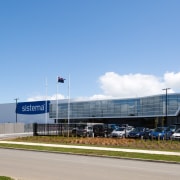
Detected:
left=88, top=94, right=112, bottom=100
left=98, top=72, right=177, bottom=98
left=27, top=94, right=65, bottom=102
left=27, top=72, right=180, bottom=101
left=164, top=72, right=180, bottom=90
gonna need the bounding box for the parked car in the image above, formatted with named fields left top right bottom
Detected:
left=166, top=124, right=180, bottom=134
left=72, top=126, right=93, bottom=137
left=71, top=127, right=78, bottom=135
left=111, top=126, right=133, bottom=138
left=128, top=127, right=150, bottom=139
left=171, top=128, right=180, bottom=140
left=111, top=127, right=126, bottom=138
left=93, top=124, right=106, bottom=137
left=149, top=127, right=168, bottom=140
left=164, top=128, right=174, bottom=140
left=125, top=126, right=134, bottom=137
left=165, top=124, right=180, bottom=140
left=104, top=124, right=119, bottom=137
left=121, top=124, right=129, bottom=128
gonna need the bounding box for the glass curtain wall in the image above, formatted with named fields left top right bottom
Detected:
left=49, top=93, right=180, bottom=120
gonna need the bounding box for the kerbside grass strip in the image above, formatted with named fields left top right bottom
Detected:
left=0, top=142, right=180, bottom=163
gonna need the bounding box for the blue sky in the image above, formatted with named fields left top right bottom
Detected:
left=0, top=0, right=180, bottom=103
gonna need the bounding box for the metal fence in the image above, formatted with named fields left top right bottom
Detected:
left=33, top=123, right=88, bottom=136
left=32, top=123, right=112, bottom=137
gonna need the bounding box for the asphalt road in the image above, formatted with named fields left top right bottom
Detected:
left=0, top=149, right=179, bottom=180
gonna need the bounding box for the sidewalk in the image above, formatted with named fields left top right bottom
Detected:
left=0, top=140, right=180, bottom=156
left=0, top=132, right=33, bottom=139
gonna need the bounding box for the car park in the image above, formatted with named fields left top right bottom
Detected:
left=72, top=124, right=118, bottom=137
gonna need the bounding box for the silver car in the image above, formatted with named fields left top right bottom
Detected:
left=111, top=126, right=133, bottom=138
left=171, top=128, right=180, bottom=140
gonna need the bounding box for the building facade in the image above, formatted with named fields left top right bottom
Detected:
left=0, top=93, right=180, bottom=128
left=49, top=93, right=180, bottom=128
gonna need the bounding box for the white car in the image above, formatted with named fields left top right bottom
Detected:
left=171, top=128, right=180, bottom=140
left=111, top=126, right=133, bottom=138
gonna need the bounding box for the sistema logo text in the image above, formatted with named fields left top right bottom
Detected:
left=22, top=104, right=45, bottom=112
left=16, top=101, right=50, bottom=114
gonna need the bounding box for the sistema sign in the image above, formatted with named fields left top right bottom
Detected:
left=16, top=101, right=50, bottom=115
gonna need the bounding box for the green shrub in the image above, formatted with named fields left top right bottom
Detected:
left=0, top=176, right=15, bottom=180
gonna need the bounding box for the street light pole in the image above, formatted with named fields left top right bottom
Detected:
left=14, top=98, right=19, bottom=123
left=162, top=88, right=170, bottom=126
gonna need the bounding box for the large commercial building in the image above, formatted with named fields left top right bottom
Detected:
left=0, top=93, right=180, bottom=128
left=49, top=93, right=180, bottom=128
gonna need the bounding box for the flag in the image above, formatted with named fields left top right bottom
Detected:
left=58, top=76, right=65, bottom=83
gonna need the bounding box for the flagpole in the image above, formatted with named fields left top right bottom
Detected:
left=56, top=76, right=65, bottom=124
left=45, top=77, right=48, bottom=124
left=56, top=76, right=59, bottom=123
left=68, top=74, right=70, bottom=137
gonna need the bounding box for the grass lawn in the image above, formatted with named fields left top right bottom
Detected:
left=0, top=176, right=15, bottom=180
left=11, top=136, right=180, bottom=151
left=1, top=136, right=180, bottom=163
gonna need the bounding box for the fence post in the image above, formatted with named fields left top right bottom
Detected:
left=33, top=123, right=38, bottom=136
